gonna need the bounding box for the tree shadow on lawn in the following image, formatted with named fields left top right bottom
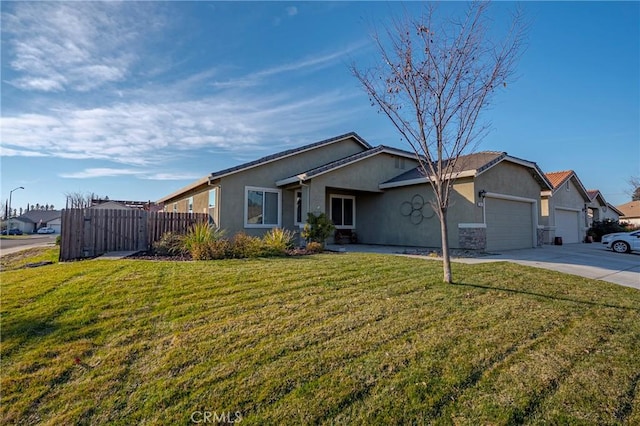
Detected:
left=452, top=281, right=640, bottom=311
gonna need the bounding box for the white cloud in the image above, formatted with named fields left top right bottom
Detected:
left=2, top=2, right=158, bottom=92
left=286, top=6, right=298, bottom=17
left=59, top=168, right=143, bottom=179
left=1, top=87, right=361, bottom=167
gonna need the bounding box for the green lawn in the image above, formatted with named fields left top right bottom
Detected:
left=1, top=248, right=639, bottom=425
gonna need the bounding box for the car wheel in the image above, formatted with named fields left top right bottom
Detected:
left=612, top=241, right=630, bottom=253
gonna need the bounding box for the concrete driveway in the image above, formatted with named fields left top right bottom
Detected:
left=327, top=243, right=640, bottom=289
left=458, top=243, right=640, bottom=289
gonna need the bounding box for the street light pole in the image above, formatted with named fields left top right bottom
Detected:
left=8, top=186, right=24, bottom=232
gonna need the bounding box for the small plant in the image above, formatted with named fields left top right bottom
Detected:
left=305, top=241, right=324, bottom=253
left=230, top=232, right=264, bottom=258
left=182, top=223, right=225, bottom=260
left=55, top=235, right=61, bottom=246
left=153, top=232, right=185, bottom=256
left=301, top=213, right=335, bottom=247
left=262, top=228, right=295, bottom=256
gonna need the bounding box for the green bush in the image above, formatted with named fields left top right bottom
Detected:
left=153, top=232, right=185, bottom=256
left=301, top=212, right=335, bottom=246
left=262, top=228, right=295, bottom=256
left=55, top=235, right=61, bottom=246
left=587, top=220, right=628, bottom=242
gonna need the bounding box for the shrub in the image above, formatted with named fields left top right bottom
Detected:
left=55, top=235, right=61, bottom=246
left=153, top=232, right=185, bottom=256
left=587, top=219, right=628, bottom=242
left=301, top=213, right=335, bottom=246
left=182, top=223, right=225, bottom=260
left=262, top=228, right=295, bottom=256
left=230, top=232, right=264, bottom=258
left=305, top=241, right=324, bottom=253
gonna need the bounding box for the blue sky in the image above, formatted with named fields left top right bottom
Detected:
left=1, top=1, right=638, bottom=212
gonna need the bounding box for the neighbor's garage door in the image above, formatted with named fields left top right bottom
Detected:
left=555, top=209, right=580, bottom=244
left=486, top=197, right=533, bottom=251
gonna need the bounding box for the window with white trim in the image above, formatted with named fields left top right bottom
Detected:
left=330, top=194, right=355, bottom=229
left=173, top=203, right=177, bottom=212
left=209, top=188, right=217, bottom=208
left=188, top=196, right=193, bottom=213
left=294, top=190, right=303, bottom=225
left=245, top=186, right=281, bottom=228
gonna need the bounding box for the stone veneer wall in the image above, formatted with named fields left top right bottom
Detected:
left=537, top=227, right=544, bottom=247
left=458, top=224, right=487, bottom=250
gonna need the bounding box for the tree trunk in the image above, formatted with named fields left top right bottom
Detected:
left=439, top=209, right=452, bottom=283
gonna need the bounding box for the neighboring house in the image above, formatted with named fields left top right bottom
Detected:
left=541, top=171, right=591, bottom=244
left=90, top=199, right=161, bottom=211
left=158, top=132, right=552, bottom=251
left=617, top=201, right=640, bottom=227
left=586, top=190, right=622, bottom=226
left=13, top=210, right=63, bottom=234
left=90, top=200, right=133, bottom=210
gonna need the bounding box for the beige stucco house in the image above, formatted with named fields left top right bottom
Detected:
left=586, top=190, right=622, bottom=226
left=541, top=171, right=591, bottom=244
left=617, top=201, right=640, bottom=227
left=158, top=132, right=552, bottom=251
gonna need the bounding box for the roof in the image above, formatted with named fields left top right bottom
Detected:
left=379, top=151, right=552, bottom=190
left=543, top=170, right=591, bottom=201
left=607, top=203, right=625, bottom=216
left=157, top=132, right=370, bottom=203
left=275, top=145, right=417, bottom=186
left=15, top=210, right=62, bottom=224
left=616, top=201, right=640, bottom=218
left=209, top=132, right=371, bottom=182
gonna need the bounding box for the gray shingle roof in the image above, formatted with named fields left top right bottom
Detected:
left=15, top=210, right=62, bottom=224
left=209, top=132, right=371, bottom=181
left=383, top=151, right=505, bottom=185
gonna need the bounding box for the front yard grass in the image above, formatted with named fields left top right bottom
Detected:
left=1, top=249, right=639, bottom=424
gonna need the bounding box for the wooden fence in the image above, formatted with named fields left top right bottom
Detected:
left=59, top=209, right=208, bottom=261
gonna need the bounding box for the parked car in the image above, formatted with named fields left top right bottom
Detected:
left=602, top=230, right=640, bottom=253
left=37, top=227, right=55, bottom=234
left=1, top=229, right=23, bottom=235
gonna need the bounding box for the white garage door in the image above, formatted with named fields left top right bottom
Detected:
left=555, top=209, right=580, bottom=244
left=486, top=197, right=533, bottom=251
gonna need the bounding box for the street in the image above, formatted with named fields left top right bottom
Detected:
left=0, top=235, right=57, bottom=256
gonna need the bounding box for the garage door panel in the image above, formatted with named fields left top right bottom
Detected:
left=486, top=198, right=533, bottom=251
left=555, top=209, right=580, bottom=244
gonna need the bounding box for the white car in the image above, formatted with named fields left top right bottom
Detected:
left=37, top=227, right=55, bottom=234
left=602, top=230, right=640, bottom=253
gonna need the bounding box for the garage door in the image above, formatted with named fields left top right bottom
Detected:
left=486, top=197, right=533, bottom=251
left=555, top=209, right=580, bottom=244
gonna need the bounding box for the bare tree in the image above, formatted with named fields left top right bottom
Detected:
left=65, top=192, right=101, bottom=209
left=628, top=176, right=640, bottom=201
left=352, top=2, right=525, bottom=283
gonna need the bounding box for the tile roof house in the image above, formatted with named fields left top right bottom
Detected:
left=617, top=201, right=640, bottom=227
left=158, top=132, right=552, bottom=251
left=586, top=190, right=622, bottom=225
left=541, top=170, right=591, bottom=244
left=13, top=210, right=62, bottom=234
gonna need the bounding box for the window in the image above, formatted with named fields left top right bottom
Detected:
left=565, top=182, right=570, bottom=191
left=245, top=186, right=281, bottom=228
left=295, top=190, right=303, bottom=225
left=188, top=197, right=193, bottom=213
left=209, top=188, right=217, bottom=208
left=330, top=195, right=355, bottom=229
left=395, top=156, right=406, bottom=169
left=173, top=203, right=177, bottom=212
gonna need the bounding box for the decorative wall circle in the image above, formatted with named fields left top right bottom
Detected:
left=400, top=194, right=435, bottom=225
